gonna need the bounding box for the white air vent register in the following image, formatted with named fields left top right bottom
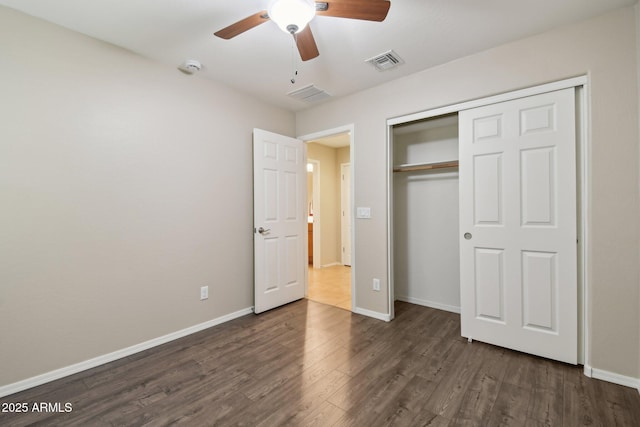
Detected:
left=365, top=50, right=404, bottom=71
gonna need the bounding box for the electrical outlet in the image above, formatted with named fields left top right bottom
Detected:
left=372, top=278, right=380, bottom=291
left=200, top=286, right=208, bottom=300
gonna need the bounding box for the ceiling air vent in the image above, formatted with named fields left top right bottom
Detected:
left=365, top=49, right=404, bottom=71
left=287, top=84, right=331, bottom=103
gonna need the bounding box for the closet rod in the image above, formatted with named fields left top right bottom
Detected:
left=393, top=160, right=459, bottom=173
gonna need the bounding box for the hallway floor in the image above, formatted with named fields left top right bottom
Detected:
left=307, top=265, right=351, bottom=311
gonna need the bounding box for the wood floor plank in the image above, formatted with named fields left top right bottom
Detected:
left=377, top=375, right=439, bottom=426
left=334, top=329, right=412, bottom=378
left=424, top=340, right=488, bottom=419
left=335, top=362, right=419, bottom=425
left=84, top=364, right=251, bottom=426
left=241, top=342, right=349, bottom=401
left=527, top=386, right=564, bottom=426
left=563, top=364, right=604, bottom=426
left=328, top=337, right=416, bottom=411
left=298, top=400, right=346, bottom=426
left=449, top=344, right=507, bottom=426
left=409, top=410, right=452, bottom=427
left=623, top=386, right=640, bottom=426
left=154, top=390, right=254, bottom=427
left=255, top=369, right=351, bottom=426
left=2, top=300, right=640, bottom=426
left=589, top=375, right=639, bottom=427
left=485, top=382, right=532, bottom=426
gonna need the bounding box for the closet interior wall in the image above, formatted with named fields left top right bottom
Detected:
left=392, top=113, right=461, bottom=313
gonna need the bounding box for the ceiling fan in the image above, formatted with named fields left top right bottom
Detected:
left=214, top=0, right=391, bottom=61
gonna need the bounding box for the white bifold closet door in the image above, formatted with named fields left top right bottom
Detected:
left=459, top=88, right=577, bottom=364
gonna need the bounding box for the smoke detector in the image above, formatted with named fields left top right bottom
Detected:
left=178, top=59, right=202, bottom=74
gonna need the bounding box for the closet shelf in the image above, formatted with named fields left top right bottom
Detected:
left=393, top=160, right=459, bottom=173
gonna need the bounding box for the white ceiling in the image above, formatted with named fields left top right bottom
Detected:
left=1, top=0, right=636, bottom=112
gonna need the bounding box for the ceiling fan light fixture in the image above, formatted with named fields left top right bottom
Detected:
left=268, top=0, right=316, bottom=34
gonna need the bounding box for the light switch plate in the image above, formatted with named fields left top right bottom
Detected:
left=356, top=207, right=371, bottom=219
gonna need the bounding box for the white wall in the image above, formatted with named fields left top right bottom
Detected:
left=0, top=6, right=295, bottom=388
left=393, top=171, right=460, bottom=311
left=393, top=119, right=460, bottom=312
left=297, top=7, right=640, bottom=380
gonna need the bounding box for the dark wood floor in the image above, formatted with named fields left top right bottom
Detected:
left=2, top=300, right=639, bottom=426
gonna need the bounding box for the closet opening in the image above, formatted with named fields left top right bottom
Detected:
left=386, top=77, right=588, bottom=366
left=390, top=113, right=461, bottom=315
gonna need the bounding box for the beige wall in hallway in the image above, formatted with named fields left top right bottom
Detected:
left=337, top=146, right=350, bottom=166
left=307, top=142, right=350, bottom=266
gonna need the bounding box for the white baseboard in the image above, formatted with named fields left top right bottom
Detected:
left=320, top=262, right=342, bottom=268
left=395, top=295, right=461, bottom=314
left=584, top=364, right=640, bottom=392
left=353, top=306, right=391, bottom=322
left=0, top=307, right=254, bottom=399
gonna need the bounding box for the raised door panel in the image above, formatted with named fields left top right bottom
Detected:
left=520, top=104, right=555, bottom=135
left=522, top=251, right=557, bottom=332
left=473, top=153, right=504, bottom=226
left=263, top=169, right=279, bottom=222
left=284, top=235, right=300, bottom=286
left=474, top=248, right=505, bottom=323
left=521, top=147, right=556, bottom=227
left=473, top=114, right=503, bottom=142
left=263, top=238, right=279, bottom=293
left=284, top=171, right=298, bottom=221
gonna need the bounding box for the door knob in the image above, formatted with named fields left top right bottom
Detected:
left=258, top=227, right=271, bottom=235
left=464, top=232, right=472, bottom=240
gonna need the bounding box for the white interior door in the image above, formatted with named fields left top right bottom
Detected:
left=459, top=88, right=577, bottom=364
left=253, top=128, right=306, bottom=314
left=341, top=163, right=352, bottom=266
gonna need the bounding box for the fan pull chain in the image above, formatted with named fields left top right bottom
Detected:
left=291, top=35, right=298, bottom=84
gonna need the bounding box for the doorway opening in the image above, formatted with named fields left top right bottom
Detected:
left=303, top=129, right=353, bottom=311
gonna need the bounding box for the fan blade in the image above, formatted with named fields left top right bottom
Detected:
left=295, top=26, right=320, bottom=61
left=315, top=0, right=390, bottom=22
left=214, top=11, right=270, bottom=39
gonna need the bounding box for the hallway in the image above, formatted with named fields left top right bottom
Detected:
left=307, top=265, right=351, bottom=311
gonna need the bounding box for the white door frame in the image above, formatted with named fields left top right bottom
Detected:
left=340, top=162, right=352, bottom=266
left=307, top=158, right=321, bottom=268
left=298, top=124, right=356, bottom=311
left=386, top=76, right=590, bottom=367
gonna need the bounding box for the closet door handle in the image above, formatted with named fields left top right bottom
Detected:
left=464, top=232, right=472, bottom=240
left=258, top=227, right=271, bottom=235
